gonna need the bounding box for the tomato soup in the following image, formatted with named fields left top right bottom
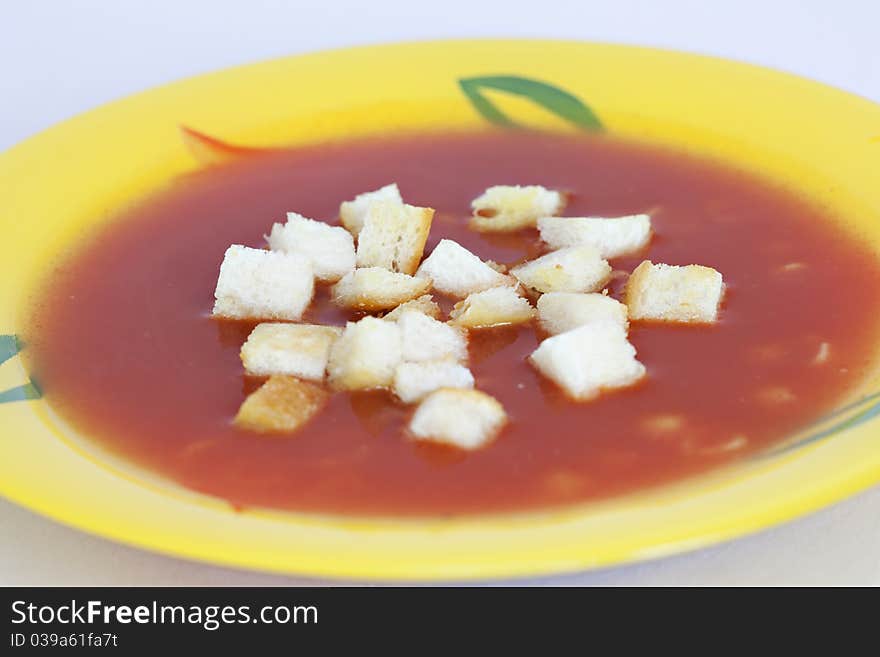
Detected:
left=27, top=130, right=880, bottom=515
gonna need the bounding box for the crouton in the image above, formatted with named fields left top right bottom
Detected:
left=212, top=245, right=314, bottom=320
left=381, top=295, right=442, bottom=322
left=511, top=245, right=611, bottom=294
left=327, top=316, right=402, bottom=390
left=537, top=292, right=628, bottom=335
left=331, top=267, right=432, bottom=311
left=267, top=212, right=355, bottom=283
left=356, top=201, right=434, bottom=274
left=416, top=239, right=512, bottom=298
left=240, top=323, right=342, bottom=380
left=393, top=361, right=474, bottom=403
left=538, top=214, right=652, bottom=258
left=339, top=183, right=403, bottom=238
left=529, top=322, right=646, bottom=400
left=470, top=185, right=564, bottom=232
left=408, top=388, right=508, bottom=450
left=625, top=260, right=724, bottom=324
left=398, top=310, right=468, bottom=363
left=234, top=375, right=328, bottom=434
left=449, top=286, right=536, bottom=329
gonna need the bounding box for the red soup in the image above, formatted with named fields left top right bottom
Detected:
left=27, top=130, right=880, bottom=515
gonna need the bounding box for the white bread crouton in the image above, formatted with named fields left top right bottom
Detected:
left=234, top=375, right=328, bottom=434
left=538, top=214, right=652, bottom=259
left=625, top=260, right=724, bottom=323
left=470, top=185, right=564, bottom=232
left=267, top=212, right=355, bottom=283
left=408, top=388, right=507, bottom=450
left=511, top=245, right=611, bottom=294
left=339, top=183, right=403, bottom=238
left=240, top=323, right=342, bottom=380
left=449, top=286, right=536, bottom=329
left=416, top=239, right=512, bottom=298
left=331, top=267, right=432, bottom=311
left=356, top=201, right=434, bottom=275
left=393, top=361, right=474, bottom=403
left=327, top=316, right=402, bottom=390
left=537, top=292, right=629, bottom=335
left=213, top=245, right=314, bottom=320
left=398, top=310, right=468, bottom=363
left=529, top=322, right=645, bottom=400
left=381, top=295, right=441, bottom=322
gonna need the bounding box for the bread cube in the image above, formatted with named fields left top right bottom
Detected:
left=234, top=375, right=328, bottom=434
left=212, top=245, right=314, bottom=320
left=398, top=310, right=468, bottom=363
left=625, top=260, right=724, bottom=324
left=416, top=239, right=512, bottom=298
left=331, top=267, right=432, bottom=311
left=449, top=286, right=535, bottom=329
left=356, top=201, right=434, bottom=275
left=537, top=292, right=628, bottom=335
left=393, top=361, right=474, bottom=404
left=240, top=323, right=342, bottom=380
left=408, top=388, right=508, bottom=450
left=327, top=316, right=402, bottom=390
left=470, top=185, right=564, bottom=232
left=511, top=245, right=611, bottom=294
left=339, top=183, right=403, bottom=238
left=538, top=214, right=652, bottom=259
left=267, top=212, right=355, bottom=283
left=381, top=295, right=441, bottom=322
left=529, top=322, right=646, bottom=400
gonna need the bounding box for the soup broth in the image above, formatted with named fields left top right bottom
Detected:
left=27, top=130, right=880, bottom=515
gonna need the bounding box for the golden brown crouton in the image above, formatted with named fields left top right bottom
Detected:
left=625, top=260, right=724, bottom=324
left=234, top=375, right=329, bottom=434
left=331, top=267, right=432, bottom=311
left=382, top=295, right=442, bottom=321
left=240, top=323, right=342, bottom=381
left=470, top=185, right=565, bottom=232
left=356, top=201, right=434, bottom=275
left=449, top=286, right=535, bottom=329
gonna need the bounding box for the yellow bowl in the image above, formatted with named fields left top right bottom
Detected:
left=2, top=40, right=880, bottom=581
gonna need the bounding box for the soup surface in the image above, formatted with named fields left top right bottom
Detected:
left=28, top=130, right=880, bottom=515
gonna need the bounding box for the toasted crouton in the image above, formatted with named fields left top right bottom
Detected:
left=331, top=268, right=432, bottom=311
left=381, top=295, right=442, bottom=322
left=416, top=239, right=512, bottom=298
left=537, top=292, right=629, bottom=335
left=212, top=245, right=314, bottom=320
left=234, top=375, right=328, bottom=434
left=529, top=322, right=645, bottom=400
left=538, top=214, right=652, bottom=259
left=470, top=185, right=565, bottom=232
left=356, top=201, right=434, bottom=274
left=449, top=286, right=536, bottom=329
left=240, top=323, right=343, bottom=380
left=408, top=388, right=508, bottom=450
left=267, top=212, right=355, bottom=283
left=625, top=260, right=724, bottom=323
left=398, top=310, right=468, bottom=363
left=393, top=361, right=474, bottom=403
left=511, top=245, right=611, bottom=294
left=327, top=316, right=402, bottom=390
left=339, top=183, right=403, bottom=238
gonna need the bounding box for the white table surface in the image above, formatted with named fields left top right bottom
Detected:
left=2, top=0, right=879, bottom=586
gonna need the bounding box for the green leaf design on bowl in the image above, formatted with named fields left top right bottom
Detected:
left=458, top=75, right=604, bottom=131
left=0, top=334, right=21, bottom=366
left=0, top=334, right=42, bottom=404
